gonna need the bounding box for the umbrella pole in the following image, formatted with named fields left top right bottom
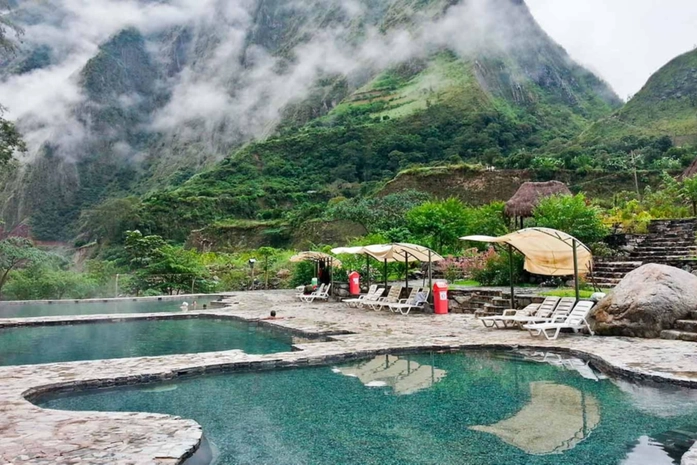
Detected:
left=366, top=255, right=370, bottom=288
left=508, top=244, right=515, bottom=309
left=404, top=252, right=409, bottom=292
left=428, top=250, right=433, bottom=303
left=573, top=239, right=580, bottom=302
left=330, top=258, right=334, bottom=299
left=384, top=259, right=388, bottom=288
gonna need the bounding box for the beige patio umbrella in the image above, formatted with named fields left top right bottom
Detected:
left=289, top=252, right=342, bottom=291
left=461, top=228, right=593, bottom=305
left=470, top=382, right=600, bottom=455
left=331, top=243, right=443, bottom=292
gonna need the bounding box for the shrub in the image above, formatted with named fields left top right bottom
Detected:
left=470, top=249, right=525, bottom=286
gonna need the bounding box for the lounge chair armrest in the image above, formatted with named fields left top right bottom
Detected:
left=502, top=309, right=518, bottom=316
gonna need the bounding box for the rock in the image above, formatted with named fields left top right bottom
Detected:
left=592, top=264, right=697, bottom=338
left=335, top=289, right=350, bottom=298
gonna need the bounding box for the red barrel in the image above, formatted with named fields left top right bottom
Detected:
left=349, top=271, right=361, bottom=296
left=433, top=282, right=449, bottom=315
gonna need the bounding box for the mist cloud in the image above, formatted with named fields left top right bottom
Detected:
left=0, top=0, right=562, bottom=162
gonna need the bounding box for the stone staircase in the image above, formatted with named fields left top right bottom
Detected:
left=661, top=310, right=697, bottom=342
left=591, top=219, right=697, bottom=289
left=629, top=219, right=697, bottom=264
left=590, top=261, right=644, bottom=289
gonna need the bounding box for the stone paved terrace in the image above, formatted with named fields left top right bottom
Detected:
left=2, top=290, right=697, bottom=464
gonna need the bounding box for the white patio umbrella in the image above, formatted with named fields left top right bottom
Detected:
left=332, top=243, right=444, bottom=292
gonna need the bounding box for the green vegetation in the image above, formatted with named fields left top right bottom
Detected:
left=532, top=194, right=608, bottom=245
left=0, top=107, right=25, bottom=166
left=0, top=237, right=47, bottom=296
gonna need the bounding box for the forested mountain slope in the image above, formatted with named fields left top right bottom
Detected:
left=0, top=0, right=621, bottom=241
left=582, top=48, right=697, bottom=145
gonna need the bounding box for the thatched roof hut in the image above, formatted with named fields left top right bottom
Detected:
left=505, top=181, right=572, bottom=218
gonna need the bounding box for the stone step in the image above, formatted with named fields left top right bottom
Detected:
left=630, top=255, right=697, bottom=261
left=590, top=272, right=626, bottom=279
left=595, top=261, right=644, bottom=266
left=661, top=330, right=697, bottom=342
left=690, top=310, right=697, bottom=320
left=636, top=246, right=697, bottom=252
left=590, top=280, right=621, bottom=288
left=676, top=320, right=697, bottom=332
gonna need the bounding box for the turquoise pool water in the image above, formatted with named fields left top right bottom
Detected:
left=0, top=319, right=292, bottom=366
left=0, top=297, right=219, bottom=319
left=39, top=350, right=697, bottom=465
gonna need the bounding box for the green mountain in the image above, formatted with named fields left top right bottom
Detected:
left=0, top=0, right=621, bottom=242
left=582, top=48, right=697, bottom=145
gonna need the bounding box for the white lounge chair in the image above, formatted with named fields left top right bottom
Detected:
left=295, top=285, right=308, bottom=300
left=523, top=300, right=595, bottom=340
left=388, top=287, right=421, bottom=313
left=343, top=285, right=381, bottom=308
left=509, top=297, right=576, bottom=328
left=390, top=290, right=430, bottom=315
left=366, top=285, right=403, bottom=311
left=479, top=296, right=560, bottom=329
left=299, top=283, right=331, bottom=303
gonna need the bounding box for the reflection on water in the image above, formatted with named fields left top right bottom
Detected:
left=515, top=349, right=607, bottom=381
left=621, top=436, right=675, bottom=465
left=333, top=354, right=447, bottom=395
left=612, top=378, right=697, bottom=418
left=471, top=382, right=600, bottom=455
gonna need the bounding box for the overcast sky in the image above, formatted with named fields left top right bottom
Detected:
left=526, top=0, right=697, bottom=100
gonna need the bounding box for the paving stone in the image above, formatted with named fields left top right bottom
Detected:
left=1, top=290, right=697, bottom=463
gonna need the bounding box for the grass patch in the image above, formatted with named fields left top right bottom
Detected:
left=453, top=280, right=481, bottom=287
left=541, top=289, right=609, bottom=298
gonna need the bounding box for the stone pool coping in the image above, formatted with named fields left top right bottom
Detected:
left=3, top=290, right=697, bottom=464
left=0, top=292, right=234, bottom=306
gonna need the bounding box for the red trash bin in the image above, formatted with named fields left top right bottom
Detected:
left=349, top=271, right=361, bottom=296
left=433, top=282, right=449, bottom=315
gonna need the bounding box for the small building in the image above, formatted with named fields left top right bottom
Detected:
left=505, top=181, right=572, bottom=228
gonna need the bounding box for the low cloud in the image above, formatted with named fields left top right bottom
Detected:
left=1, top=0, right=559, bottom=162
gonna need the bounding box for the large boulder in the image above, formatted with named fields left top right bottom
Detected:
left=592, top=264, right=697, bottom=338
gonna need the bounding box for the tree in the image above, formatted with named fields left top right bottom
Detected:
left=0, top=0, right=23, bottom=57
left=326, top=190, right=430, bottom=233
left=682, top=176, right=697, bottom=216
left=257, top=247, right=278, bottom=289
left=124, top=230, right=167, bottom=269
left=78, top=197, right=143, bottom=244
left=0, top=108, right=25, bottom=165
left=137, top=245, right=209, bottom=295
left=532, top=194, right=609, bottom=245
left=0, top=3, right=25, bottom=166
left=0, top=237, right=45, bottom=295
left=406, top=198, right=470, bottom=253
